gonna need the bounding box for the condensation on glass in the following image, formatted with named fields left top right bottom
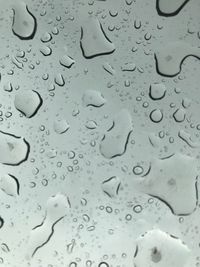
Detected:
left=0, top=0, right=199, bottom=266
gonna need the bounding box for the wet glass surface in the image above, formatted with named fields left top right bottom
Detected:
left=0, top=0, right=200, bottom=266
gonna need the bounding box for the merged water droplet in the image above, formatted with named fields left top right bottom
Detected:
left=155, top=41, right=200, bottom=77
left=136, top=153, right=198, bottom=215
left=28, top=193, right=70, bottom=258
left=134, top=229, right=190, bottom=267
left=100, top=109, right=132, bottom=158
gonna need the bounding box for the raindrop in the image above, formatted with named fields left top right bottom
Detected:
left=80, top=17, right=115, bottom=59
left=12, top=2, right=37, bottom=40
left=14, top=90, right=43, bottom=118
left=150, top=109, right=163, bottom=123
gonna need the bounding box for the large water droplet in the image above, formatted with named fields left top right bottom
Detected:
left=82, top=90, right=106, bottom=107
left=173, top=108, right=185, bottom=123
left=150, top=109, right=163, bottom=123
left=80, top=17, right=115, bottom=59
left=156, top=0, right=190, bottom=16
left=14, top=90, right=43, bottom=118
left=28, top=193, right=70, bottom=258
left=54, top=119, right=70, bottom=134
left=134, top=229, right=190, bottom=267
left=0, top=174, right=20, bottom=197
left=100, top=109, right=132, bottom=158
left=155, top=41, right=200, bottom=77
left=136, top=153, right=198, bottom=215
left=0, top=131, right=30, bottom=166
left=12, top=2, right=37, bottom=40
left=59, top=55, right=75, bottom=69
left=0, top=217, right=4, bottom=229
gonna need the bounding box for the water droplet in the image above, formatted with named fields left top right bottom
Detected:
left=134, top=229, right=190, bottom=267
left=182, top=98, right=191, bottom=109
left=121, top=62, right=136, bottom=72
left=40, top=32, right=52, bottom=43
left=3, top=82, right=13, bottom=92
left=12, top=2, right=37, bottom=40
left=40, top=45, right=52, bottom=56
left=100, top=109, right=132, bottom=158
left=0, top=217, right=4, bottom=229
left=133, top=165, right=143, bottom=175
left=82, top=90, right=106, bottom=107
left=98, top=262, right=109, bottom=267
left=136, top=153, right=198, bottom=215
left=28, top=193, right=70, bottom=258
left=0, top=131, right=30, bottom=166
left=149, top=83, right=166, bottom=100
left=173, top=108, right=185, bottom=123
left=155, top=41, right=200, bottom=77
left=103, top=62, right=115, bottom=75
left=178, top=129, right=199, bottom=148
left=85, top=120, right=97, bottom=129
left=14, top=90, right=43, bottom=118
left=150, top=109, right=163, bottom=123
left=80, top=17, right=115, bottom=58
left=54, top=119, right=70, bottom=134
left=133, top=205, right=142, bottom=213
left=102, top=176, right=121, bottom=198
